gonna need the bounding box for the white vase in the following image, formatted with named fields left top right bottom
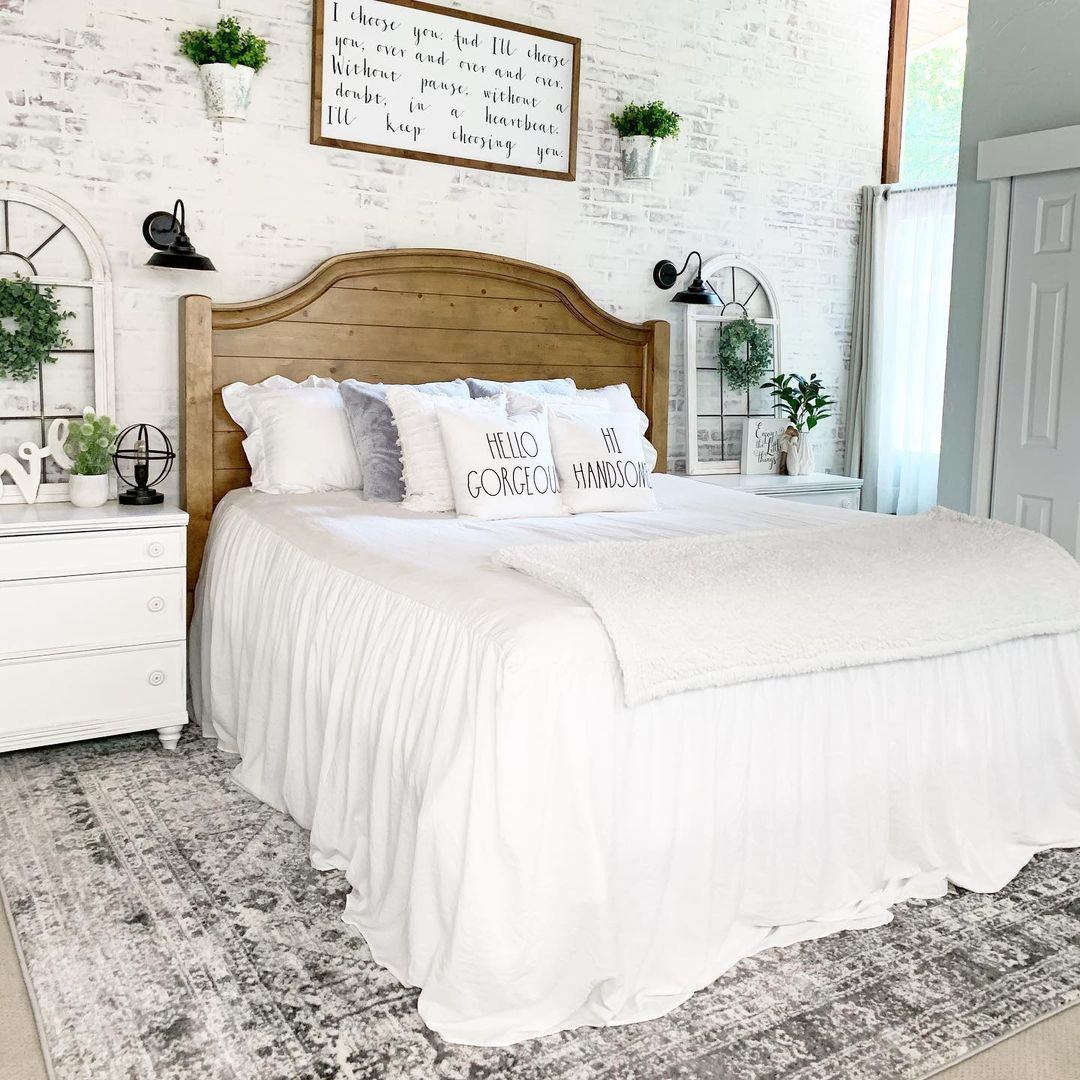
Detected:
left=68, top=473, right=109, bottom=508
left=619, top=135, right=660, bottom=179
left=199, top=63, right=255, bottom=121
left=781, top=429, right=816, bottom=476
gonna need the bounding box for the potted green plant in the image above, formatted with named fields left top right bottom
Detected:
left=180, top=16, right=270, bottom=121
left=759, top=372, right=835, bottom=475
left=65, top=407, right=118, bottom=507
left=610, top=101, right=681, bottom=179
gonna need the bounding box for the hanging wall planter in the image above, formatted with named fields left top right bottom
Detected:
left=610, top=100, right=681, bottom=180
left=180, top=16, right=269, bottom=122
left=198, top=63, right=256, bottom=121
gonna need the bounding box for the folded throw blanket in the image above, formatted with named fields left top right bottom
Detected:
left=497, top=509, right=1080, bottom=706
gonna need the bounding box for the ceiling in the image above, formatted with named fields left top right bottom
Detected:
left=908, top=0, right=969, bottom=52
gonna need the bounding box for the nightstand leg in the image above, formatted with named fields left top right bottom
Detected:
left=157, top=724, right=185, bottom=751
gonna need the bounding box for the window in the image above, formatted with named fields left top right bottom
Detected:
left=0, top=183, right=114, bottom=503
left=882, top=0, right=968, bottom=185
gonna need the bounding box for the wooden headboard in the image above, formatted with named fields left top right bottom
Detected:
left=179, top=248, right=670, bottom=597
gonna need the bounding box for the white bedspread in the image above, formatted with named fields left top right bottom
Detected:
left=191, top=475, right=1080, bottom=1046
left=498, top=508, right=1080, bottom=704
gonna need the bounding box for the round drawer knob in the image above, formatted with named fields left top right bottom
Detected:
left=148, top=670, right=166, bottom=687
left=147, top=541, right=165, bottom=558
left=147, top=596, right=165, bottom=613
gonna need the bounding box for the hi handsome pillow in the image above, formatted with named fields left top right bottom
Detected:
left=507, top=384, right=658, bottom=472
left=437, top=404, right=563, bottom=520
left=547, top=407, right=657, bottom=514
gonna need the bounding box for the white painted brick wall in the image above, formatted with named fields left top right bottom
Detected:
left=0, top=0, right=888, bottom=476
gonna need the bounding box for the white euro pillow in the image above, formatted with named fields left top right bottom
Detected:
left=546, top=406, right=658, bottom=514
left=220, top=375, right=362, bottom=495
left=437, top=402, right=564, bottom=520
left=385, top=385, right=507, bottom=513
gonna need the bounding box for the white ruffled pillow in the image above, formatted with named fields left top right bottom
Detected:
left=546, top=406, right=658, bottom=514
left=507, top=384, right=658, bottom=472
left=385, top=385, right=507, bottom=512
left=221, top=375, right=362, bottom=495
left=437, top=402, right=564, bottom=520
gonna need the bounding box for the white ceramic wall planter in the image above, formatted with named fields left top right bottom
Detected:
left=199, top=63, right=255, bottom=121
left=619, top=135, right=661, bottom=179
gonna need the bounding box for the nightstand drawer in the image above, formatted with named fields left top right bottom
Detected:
left=0, top=569, right=186, bottom=659
left=0, top=643, right=186, bottom=752
left=0, top=526, right=186, bottom=582
left=772, top=490, right=861, bottom=510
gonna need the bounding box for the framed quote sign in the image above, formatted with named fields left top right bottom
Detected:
left=311, top=0, right=581, bottom=181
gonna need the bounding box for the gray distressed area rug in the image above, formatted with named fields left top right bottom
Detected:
left=2, top=731, right=1079, bottom=1080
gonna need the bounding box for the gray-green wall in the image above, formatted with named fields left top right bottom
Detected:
left=938, top=0, right=1080, bottom=509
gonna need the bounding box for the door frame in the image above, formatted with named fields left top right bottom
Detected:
left=970, top=124, right=1080, bottom=516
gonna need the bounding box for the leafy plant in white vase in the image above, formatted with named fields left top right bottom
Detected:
left=65, top=408, right=118, bottom=508
left=760, top=373, right=835, bottom=476
left=610, top=101, right=680, bottom=179
left=180, top=16, right=270, bottom=121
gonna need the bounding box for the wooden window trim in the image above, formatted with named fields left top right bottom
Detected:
left=882, top=0, right=911, bottom=183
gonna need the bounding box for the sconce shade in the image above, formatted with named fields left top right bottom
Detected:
left=673, top=279, right=722, bottom=305
left=143, top=199, right=216, bottom=272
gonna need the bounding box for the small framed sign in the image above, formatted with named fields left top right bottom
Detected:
left=741, top=417, right=787, bottom=475
left=311, top=0, right=581, bottom=181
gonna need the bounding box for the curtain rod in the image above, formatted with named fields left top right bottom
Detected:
left=882, top=181, right=957, bottom=199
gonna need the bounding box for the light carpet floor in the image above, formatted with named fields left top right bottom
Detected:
left=4, top=730, right=1080, bottom=1080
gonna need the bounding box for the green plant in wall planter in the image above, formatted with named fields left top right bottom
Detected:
left=180, top=16, right=270, bottom=122
left=0, top=275, right=72, bottom=383
left=610, top=100, right=681, bottom=179
left=64, top=407, right=118, bottom=508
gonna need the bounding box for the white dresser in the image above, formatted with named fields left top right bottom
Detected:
left=0, top=502, right=189, bottom=753
left=692, top=472, right=864, bottom=510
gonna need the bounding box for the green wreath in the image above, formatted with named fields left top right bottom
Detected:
left=0, top=275, right=73, bottom=383
left=716, top=316, right=773, bottom=393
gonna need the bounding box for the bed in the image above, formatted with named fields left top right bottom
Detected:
left=182, top=250, right=1080, bottom=1047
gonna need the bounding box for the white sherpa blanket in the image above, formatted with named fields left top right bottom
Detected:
left=496, top=508, right=1080, bottom=706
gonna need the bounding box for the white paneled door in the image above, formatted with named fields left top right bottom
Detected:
left=992, top=169, right=1080, bottom=556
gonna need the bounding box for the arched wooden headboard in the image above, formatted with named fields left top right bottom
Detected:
left=180, top=248, right=670, bottom=597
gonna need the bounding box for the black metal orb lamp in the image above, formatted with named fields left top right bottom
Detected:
left=142, top=198, right=217, bottom=272
left=652, top=250, right=721, bottom=305
left=113, top=424, right=176, bottom=506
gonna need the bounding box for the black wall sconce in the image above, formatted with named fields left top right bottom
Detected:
left=142, top=199, right=216, bottom=271
left=652, top=250, right=720, bottom=305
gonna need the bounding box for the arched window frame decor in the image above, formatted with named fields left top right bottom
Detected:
left=684, top=253, right=782, bottom=475
left=0, top=182, right=115, bottom=504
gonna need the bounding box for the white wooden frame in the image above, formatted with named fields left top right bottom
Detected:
left=969, top=125, right=1080, bottom=516
left=685, top=254, right=782, bottom=476
left=0, top=182, right=115, bottom=504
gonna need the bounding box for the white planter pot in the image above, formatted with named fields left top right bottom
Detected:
left=781, top=429, right=816, bottom=476
left=68, top=473, right=109, bottom=508
left=619, top=135, right=661, bottom=179
left=199, top=63, right=255, bottom=121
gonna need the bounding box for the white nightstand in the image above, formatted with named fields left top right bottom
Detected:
left=692, top=472, right=864, bottom=510
left=0, top=501, right=189, bottom=753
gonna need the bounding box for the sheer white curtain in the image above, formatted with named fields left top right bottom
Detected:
left=850, top=183, right=956, bottom=515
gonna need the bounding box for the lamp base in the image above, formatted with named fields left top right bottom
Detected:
left=119, top=487, right=164, bottom=506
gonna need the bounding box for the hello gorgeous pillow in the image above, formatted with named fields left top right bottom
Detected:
left=437, top=403, right=564, bottom=520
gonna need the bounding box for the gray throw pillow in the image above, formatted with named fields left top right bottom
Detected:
left=466, top=377, right=577, bottom=399
left=340, top=379, right=469, bottom=501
